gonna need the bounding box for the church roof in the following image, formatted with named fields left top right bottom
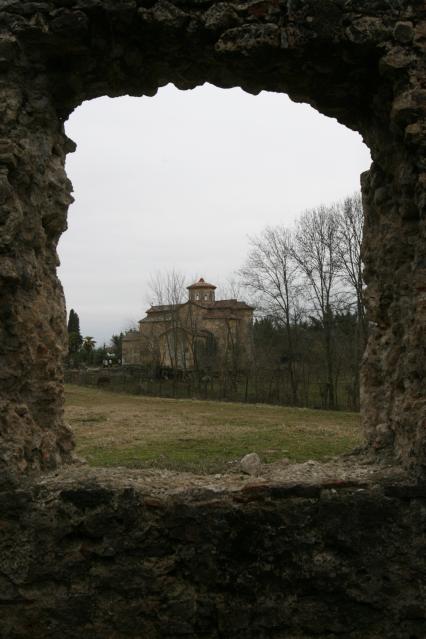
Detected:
left=211, top=299, right=254, bottom=310
left=187, top=277, right=216, bottom=290
left=146, top=304, right=180, bottom=313
left=139, top=298, right=254, bottom=323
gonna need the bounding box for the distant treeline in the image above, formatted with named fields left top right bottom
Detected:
left=66, top=192, right=365, bottom=412
left=239, top=192, right=365, bottom=411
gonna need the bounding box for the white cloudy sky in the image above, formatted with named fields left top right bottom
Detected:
left=57, top=83, right=371, bottom=345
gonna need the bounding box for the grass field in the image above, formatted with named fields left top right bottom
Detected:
left=66, top=384, right=362, bottom=474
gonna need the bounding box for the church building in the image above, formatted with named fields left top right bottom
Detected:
left=122, top=278, right=254, bottom=371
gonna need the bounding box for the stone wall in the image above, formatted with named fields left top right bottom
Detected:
left=122, top=331, right=144, bottom=365
left=0, top=42, right=75, bottom=485
left=1, top=3, right=425, bottom=635
left=1, top=0, right=424, bottom=479
left=0, top=469, right=425, bottom=639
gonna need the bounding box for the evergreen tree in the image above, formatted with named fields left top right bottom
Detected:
left=67, top=309, right=80, bottom=334
left=67, top=309, right=83, bottom=353
left=110, top=333, right=123, bottom=360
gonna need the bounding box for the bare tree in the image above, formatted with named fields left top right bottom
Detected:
left=147, top=269, right=186, bottom=308
left=147, top=269, right=186, bottom=369
left=293, top=205, right=342, bottom=409
left=123, top=319, right=138, bottom=332
left=335, top=192, right=365, bottom=408
left=336, top=192, right=366, bottom=342
left=215, top=276, right=244, bottom=301
left=240, top=226, right=302, bottom=403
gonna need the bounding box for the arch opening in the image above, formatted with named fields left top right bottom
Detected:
left=0, top=1, right=424, bottom=483
left=59, top=84, right=371, bottom=473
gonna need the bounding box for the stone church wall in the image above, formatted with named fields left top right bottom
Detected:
left=123, top=304, right=254, bottom=371
left=121, top=333, right=142, bottom=365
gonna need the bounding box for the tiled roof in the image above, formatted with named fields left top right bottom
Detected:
left=211, top=299, right=254, bottom=310
left=146, top=304, right=181, bottom=313
left=140, top=298, right=254, bottom=322
left=187, top=277, right=216, bottom=290
left=140, top=316, right=171, bottom=323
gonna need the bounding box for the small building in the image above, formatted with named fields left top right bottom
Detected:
left=122, top=278, right=254, bottom=371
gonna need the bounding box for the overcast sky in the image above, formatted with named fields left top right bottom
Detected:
left=57, top=83, right=371, bottom=346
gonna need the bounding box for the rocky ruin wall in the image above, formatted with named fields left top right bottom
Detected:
left=1, top=474, right=426, bottom=639
left=0, top=2, right=425, bottom=637
left=0, top=0, right=425, bottom=480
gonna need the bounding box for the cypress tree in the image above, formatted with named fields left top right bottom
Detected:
left=67, top=309, right=83, bottom=353
left=67, top=309, right=80, bottom=334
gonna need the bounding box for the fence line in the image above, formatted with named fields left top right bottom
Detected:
left=65, top=367, right=359, bottom=412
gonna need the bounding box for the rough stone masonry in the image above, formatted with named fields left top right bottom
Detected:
left=0, top=465, right=426, bottom=639
left=0, top=0, right=425, bottom=482
left=0, top=2, right=425, bottom=637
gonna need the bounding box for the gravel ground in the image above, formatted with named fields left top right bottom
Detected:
left=37, top=452, right=411, bottom=497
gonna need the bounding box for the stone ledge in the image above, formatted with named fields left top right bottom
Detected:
left=1, top=465, right=425, bottom=638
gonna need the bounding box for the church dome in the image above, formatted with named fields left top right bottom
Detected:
left=187, top=278, right=216, bottom=290
left=187, top=278, right=216, bottom=302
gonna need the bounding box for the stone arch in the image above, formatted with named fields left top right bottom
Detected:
left=0, top=1, right=424, bottom=483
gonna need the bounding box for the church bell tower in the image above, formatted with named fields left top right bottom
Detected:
left=187, top=278, right=216, bottom=303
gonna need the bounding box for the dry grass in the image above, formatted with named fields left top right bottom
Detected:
left=66, top=384, right=362, bottom=474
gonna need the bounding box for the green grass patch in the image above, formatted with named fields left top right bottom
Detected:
left=66, top=384, right=362, bottom=474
